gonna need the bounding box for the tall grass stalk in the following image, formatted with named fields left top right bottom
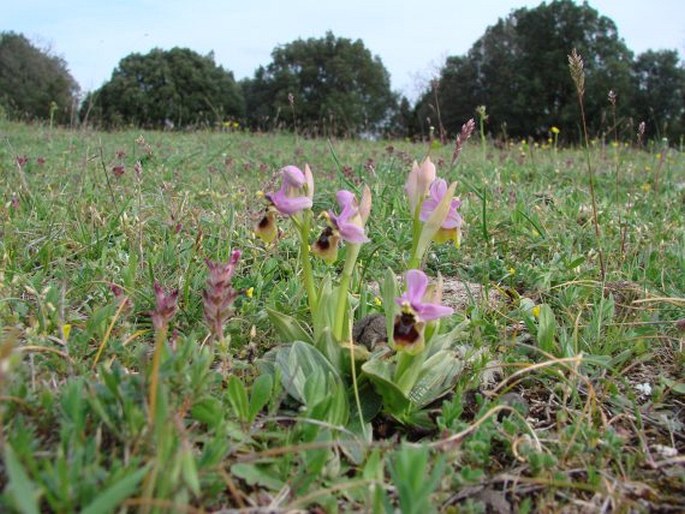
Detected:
left=568, top=49, right=606, bottom=281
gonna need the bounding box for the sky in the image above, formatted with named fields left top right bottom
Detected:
left=4, top=0, right=685, bottom=100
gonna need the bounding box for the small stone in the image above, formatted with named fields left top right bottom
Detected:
left=497, top=392, right=529, bottom=420
left=352, top=313, right=387, bottom=350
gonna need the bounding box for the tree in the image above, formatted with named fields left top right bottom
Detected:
left=415, top=1, right=635, bottom=141
left=0, top=32, right=79, bottom=124
left=632, top=50, right=685, bottom=141
left=243, top=32, right=398, bottom=136
left=84, top=47, right=244, bottom=128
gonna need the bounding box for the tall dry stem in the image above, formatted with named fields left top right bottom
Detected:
left=568, top=48, right=606, bottom=281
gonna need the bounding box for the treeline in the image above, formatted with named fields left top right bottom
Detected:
left=1, top=1, right=683, bottom=141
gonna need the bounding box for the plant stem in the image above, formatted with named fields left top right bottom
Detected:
left=294, top=211, right=317, bottom=315
left=333, top=244, right=361, bottom=341
left=148, top=326, right=167, bottom=426
left=394, top=351, right=424, bottom=395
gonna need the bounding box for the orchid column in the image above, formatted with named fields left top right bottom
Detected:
left=256, top=165, right=317, bottom=314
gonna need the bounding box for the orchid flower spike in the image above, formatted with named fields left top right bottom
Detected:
left=420, top=178, right=463, bottom=246
left=255, top=164, right=314, bottom=242
left=393, top=269, right=453, bottom=354
left=405, top=157, right=436, bottom=213
left=313, top=186, right=371, bottom=263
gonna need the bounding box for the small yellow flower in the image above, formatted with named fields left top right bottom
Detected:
left=246, top=287, right=254, bottom=298
left=62, top=324, right=72, bottom=341
left=551, top=126, right=560, bottom=135
left=256, top=190, right=265, bottom=198
left=531, top=305, right=541, bottom=318
left=611, top=141, right=619, bottom=148
left=508, top=267, right=516, bottom=276
left=641, top=182, right=651, bottom=193
left=373, top=296, right=382, bottom=307
left=656, top=153, right=662, bottom=160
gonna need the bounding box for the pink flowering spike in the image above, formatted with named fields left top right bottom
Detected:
left=151, top=282, right=179, bottom=332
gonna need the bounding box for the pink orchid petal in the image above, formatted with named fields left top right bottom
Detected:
left=405, top=269, right=429, bottom=303
left=338, top=223, right=369, bottom=243
left=281, top=166, right=306, bottom=187
left=395, top=269, right=453, bottom=322
left=416, top=302, right=454, bottom=321
left=269, top=191, right=313, bottom=215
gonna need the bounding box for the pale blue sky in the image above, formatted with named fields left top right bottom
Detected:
left=4, top=0, right=685, bottom=99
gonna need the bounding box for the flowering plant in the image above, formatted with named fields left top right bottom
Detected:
left=255, top=125, right=476, bottom=428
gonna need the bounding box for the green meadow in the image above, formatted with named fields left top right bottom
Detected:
left=0, top=120, right=683, bottom=512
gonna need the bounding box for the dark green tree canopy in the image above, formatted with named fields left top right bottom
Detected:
left=416, top=0, right=640, bottom=141
left=84, top=47, right=244, bottom=128
left=632, top=50, right=685, bottom=140
left=0, top=32, right=79, bottom=123
left=243, top=32, right=397, bottom=136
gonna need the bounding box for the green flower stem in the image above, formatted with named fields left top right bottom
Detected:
left=293, top=211, right=317, bottom=316
left=394, top=350, right=425, bottom=395
left=408, top=205, right=424, bottom=269
left=333, top=243, right=362, bottom=342
left=148, top=326, right=167, bottom=426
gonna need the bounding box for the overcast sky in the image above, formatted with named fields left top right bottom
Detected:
left=5, top=0, right=685, bottom=99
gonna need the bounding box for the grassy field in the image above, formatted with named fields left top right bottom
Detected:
left=0, top=119, right=683, bottom=512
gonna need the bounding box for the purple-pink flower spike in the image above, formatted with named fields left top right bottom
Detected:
left=203, top=250, right=241, bottom=342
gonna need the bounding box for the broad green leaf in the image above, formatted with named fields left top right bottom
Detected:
left=181, top=448, right=200, bottom=497
left=362, top=359, right=410, bottom=415
left=274, top=341, right=344, bottom=406
left=3, top=444, right=40, bottom=514
left=248, top=374, right=273, bottom=421
left=81, top=465, right=149, bottom=514
left=231, top=463, right=284, bottom=491
left=381, top=267, right=398, bottom=344
left=226, top=376, right=250, bottom=422
left=266, top=307, right=313, bottom=344
left=191, top=397, right=223, bottom=428
left=537, top=304, right=557, bottom=354
left=409, top=350, right=463, bottom=408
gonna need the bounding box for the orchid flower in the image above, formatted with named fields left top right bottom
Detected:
left=405, top=157, right=436, bottom=213
left=393, top=269, right=453, bottom=354
left=313, top=186, right=371, bottom=263
left=419, top=178, right=463, bottom=246
left=255, top=164, right=314, bottom=242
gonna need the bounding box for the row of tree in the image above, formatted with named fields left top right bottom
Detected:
left=2, top=1, right=684, bottom=141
